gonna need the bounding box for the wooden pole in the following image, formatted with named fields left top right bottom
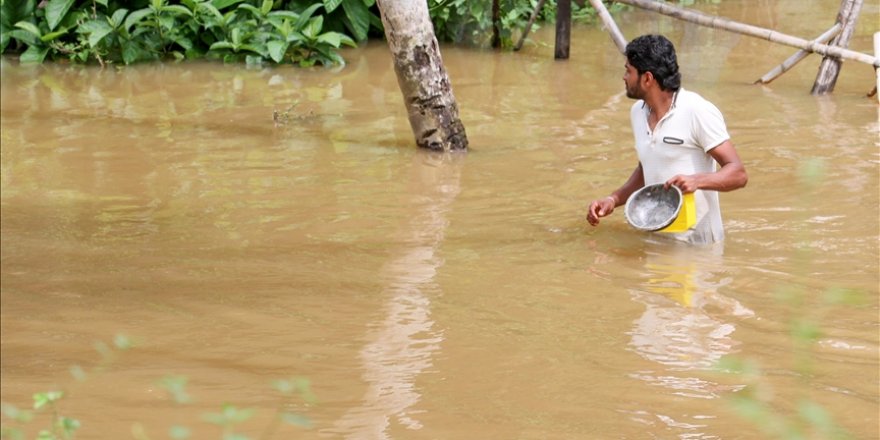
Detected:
left=613, top=0, right=879, bottom=67
left=555, top=0, right=571, bottom=59
left=588, top=0, right=627, bottom=53
left=491, top=0, right=501, bottom=49
left=812, top=0, right=863, bottom=95
left=874, top=32, right=879, bottom=101
left=514, top=0, right=547, bottom=51
left=755, top=24, right=841, bottom=85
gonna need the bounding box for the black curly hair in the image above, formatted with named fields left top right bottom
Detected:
left=625, top=35, right=681, bottom=92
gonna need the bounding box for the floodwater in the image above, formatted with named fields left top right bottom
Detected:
left=1, top=1, right=878, bottom=438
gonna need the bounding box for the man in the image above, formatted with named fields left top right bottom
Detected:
left=586, top=34, right=747, bottom=244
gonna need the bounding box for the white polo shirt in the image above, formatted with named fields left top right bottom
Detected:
left=630, top=88, right=729, bottom=244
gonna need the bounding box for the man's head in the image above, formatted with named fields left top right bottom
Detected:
left=623, top=34, right=681, bottom=98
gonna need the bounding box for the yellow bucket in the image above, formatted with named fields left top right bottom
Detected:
left=659, top=192, right=695, bottom=233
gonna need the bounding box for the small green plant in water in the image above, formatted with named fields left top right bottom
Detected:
left=1, top=333, right=315, bottom=440
left=715, top=159, right=865, bottom=440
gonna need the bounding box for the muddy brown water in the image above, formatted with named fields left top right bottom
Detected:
left=2, top=1, right=878, bottom=438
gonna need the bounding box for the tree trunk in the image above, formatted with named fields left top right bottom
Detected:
left=555, top=0, right=571, bottom=59
left=811, top=0, right=863, bottom=95
left=492, top=0, right=501, bottom=49
left=377, top=0, right=468, bottom=152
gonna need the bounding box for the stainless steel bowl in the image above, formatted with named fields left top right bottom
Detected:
left=624, top=184, right=683, bottom=232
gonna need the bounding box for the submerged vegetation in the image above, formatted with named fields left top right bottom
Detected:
left=0, top=0, right=629, bottom=66
left=0, top=334, right=316, bottom=440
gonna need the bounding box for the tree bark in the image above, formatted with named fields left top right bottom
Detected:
left=555, top=0, right=571, bottom=59
left=377, top=0, right=468, bottom=152
left=811, top=0, right=863, bottom=95
left=614, top=0, right=878, bottom=67
left=492, top=0, right=501, bottom=49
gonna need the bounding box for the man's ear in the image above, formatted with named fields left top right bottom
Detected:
left=642, top=71, right=654, bottom=86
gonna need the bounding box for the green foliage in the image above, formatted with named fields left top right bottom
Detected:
left=714, top=160, right=865, bottom=440
left=0, top=334, right=315, bottom=440
left=0, top=0, right=376, bottom=66
left=1, top=0, right=641, bottom=64
left=428, top=0, right=626, bottom=49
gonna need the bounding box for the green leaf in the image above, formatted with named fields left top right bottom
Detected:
left=293, top=3, right=322, bottom=30
left=323, top=0, right=342, bottom=13
left=124, top=8, right=152, bottom=32
left=109, top=8, right=129, bottom=28
left=14, top=20, right=41, bottom=38
left=40, top=28, right=67, bottom=42
left=302, top=16, right=322, bottom=40
left=121, top=41, right=140, bottom=64
left=239, top=44, right=266, bottom=56
left=237, top=4, right=261, bottom=17
left=338, top=33, right=356, bottom=48
left=7, top=28, right=39, bottom=46
left=266, top=40, right=287, bottom=62
left=169, top=425, right=191, bottom=440
left=286, top=31, right=305, bottom=44
left=96, top=0, right=108, bottom=6
left=163, top=5, right=193, bottom=17
left=19, top=44, right=48, bottom=62
left=1, top=0, right=36, bottom=30
left=202, top=404, right=255, bottom=426
left=59, top=417, right=81, bottom=436
left=45, top=0, right=74, bottom=31
left=84, top=20, right=113, bottom=47
left=341, top=0, right=370, bottom=41
left=1, top=34, right=9, bottom=53
left=197, top=2, right=224, bottom=21
left=281, top=412, right=312, bottom=428
left=33, top=391, right=64, bottom=409
left=268, top=11, right=299, bottom=20
left=230, top=27, right=240, bottom=45
left=791, top=319, right=822, bottom=344
left=2, top=403, right=34, bottom=423
left=260, top=0, right=272, bottom=16
left=316, top=31, right=340, bottom=48
left=212, top=0, right=246, bottom=10
left=209, top=40, right=234, bottom=50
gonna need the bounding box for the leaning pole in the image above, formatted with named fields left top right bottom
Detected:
left=376, top=0, right=468, bottom=152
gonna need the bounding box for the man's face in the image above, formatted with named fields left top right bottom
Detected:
left=623, top=61, right=644, bottom=99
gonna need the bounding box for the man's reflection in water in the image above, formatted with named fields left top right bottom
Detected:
left=626, top=239, right=753, bottom=432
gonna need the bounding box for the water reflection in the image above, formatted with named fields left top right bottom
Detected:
left=626, top=240, right=753, bottom=434
left=329, top=153, right=462, bottom=439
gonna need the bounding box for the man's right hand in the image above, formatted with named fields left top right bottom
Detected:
left=587, top=196, right=617, bottom=226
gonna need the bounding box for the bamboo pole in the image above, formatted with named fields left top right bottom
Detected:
left=755, top=24, right=841, bottom=85
left=514, top=0, right=547, bottom=51
left=874, top=32, right=879, bottom=102
left=613, top=0, right=879, bottom=67
left=588, top=0, right=627, bottom=53
left=555, top=0, right=572, bottom=59
left=812, top=0, right=863, bottom=94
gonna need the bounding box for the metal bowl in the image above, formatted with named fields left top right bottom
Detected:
left=624, top=184, right=683, bottom=232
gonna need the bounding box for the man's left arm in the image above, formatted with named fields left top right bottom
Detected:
left=665, top=140, right=748, bottom=193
